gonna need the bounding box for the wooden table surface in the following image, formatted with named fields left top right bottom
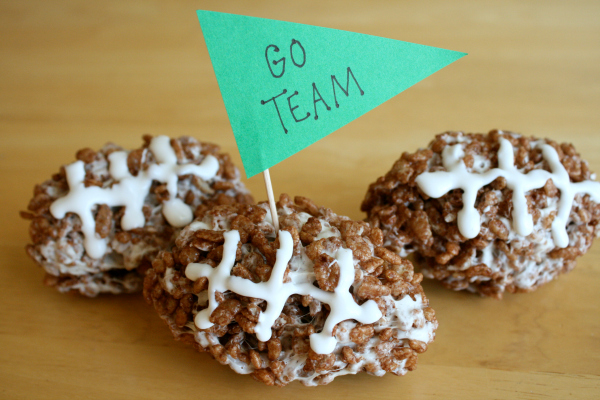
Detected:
left=1, top=1, right=599, bottom=398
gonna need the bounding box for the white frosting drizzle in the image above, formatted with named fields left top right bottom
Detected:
left=185, top=230, right=383, bottom=354
left=415, top=138, right=600, bottom=247
left=50, top=136, right=220, bottom=259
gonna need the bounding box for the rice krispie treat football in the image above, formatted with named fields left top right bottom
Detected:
left=144, top=194, right=437, bottom=386
left=22, top=135, right=253, bottom=296
left=362, top=130, right=600, bottom=298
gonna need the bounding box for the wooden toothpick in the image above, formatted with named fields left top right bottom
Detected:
left=262, top=168, right=279, bottom=232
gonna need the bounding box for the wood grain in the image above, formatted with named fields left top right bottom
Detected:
left=1, top=1, right=599, bottom=398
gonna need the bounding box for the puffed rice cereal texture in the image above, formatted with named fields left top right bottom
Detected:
left=362, top=130, right=600, bottom=298
left=144, top=194, right=437, bottom=386
left=22, top=135, right=253, bottom=296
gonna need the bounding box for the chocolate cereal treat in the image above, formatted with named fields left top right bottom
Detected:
left=362, top=130, right=600, bottom=298
left=22, top=135, right=253, bottom=296
left=144, top=195, right=437, bottom=386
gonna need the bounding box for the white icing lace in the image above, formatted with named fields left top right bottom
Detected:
left=185, top=230, right=382, bottom=354
left=415, top=137, right=600, bottom=247
left=50, top=136, right=219, bottom=258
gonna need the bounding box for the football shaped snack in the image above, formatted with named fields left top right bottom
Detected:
left=144, top=194, right=437, bottom=386
left=22, top=135, right=253, bottom=296
left=362, top=130, right=600, bottom=298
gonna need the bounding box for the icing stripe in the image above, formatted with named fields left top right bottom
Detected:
left=50, top=136, right=219, bottom=258
left=415, top=138, right=600, bottom=247
left=185, top=230, right=382, bottom=354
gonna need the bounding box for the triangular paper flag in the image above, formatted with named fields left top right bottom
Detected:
left=197, top=10, right=466, bottom=178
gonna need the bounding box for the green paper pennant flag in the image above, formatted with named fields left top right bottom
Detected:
left=197, top=10, right=466, bottom=178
